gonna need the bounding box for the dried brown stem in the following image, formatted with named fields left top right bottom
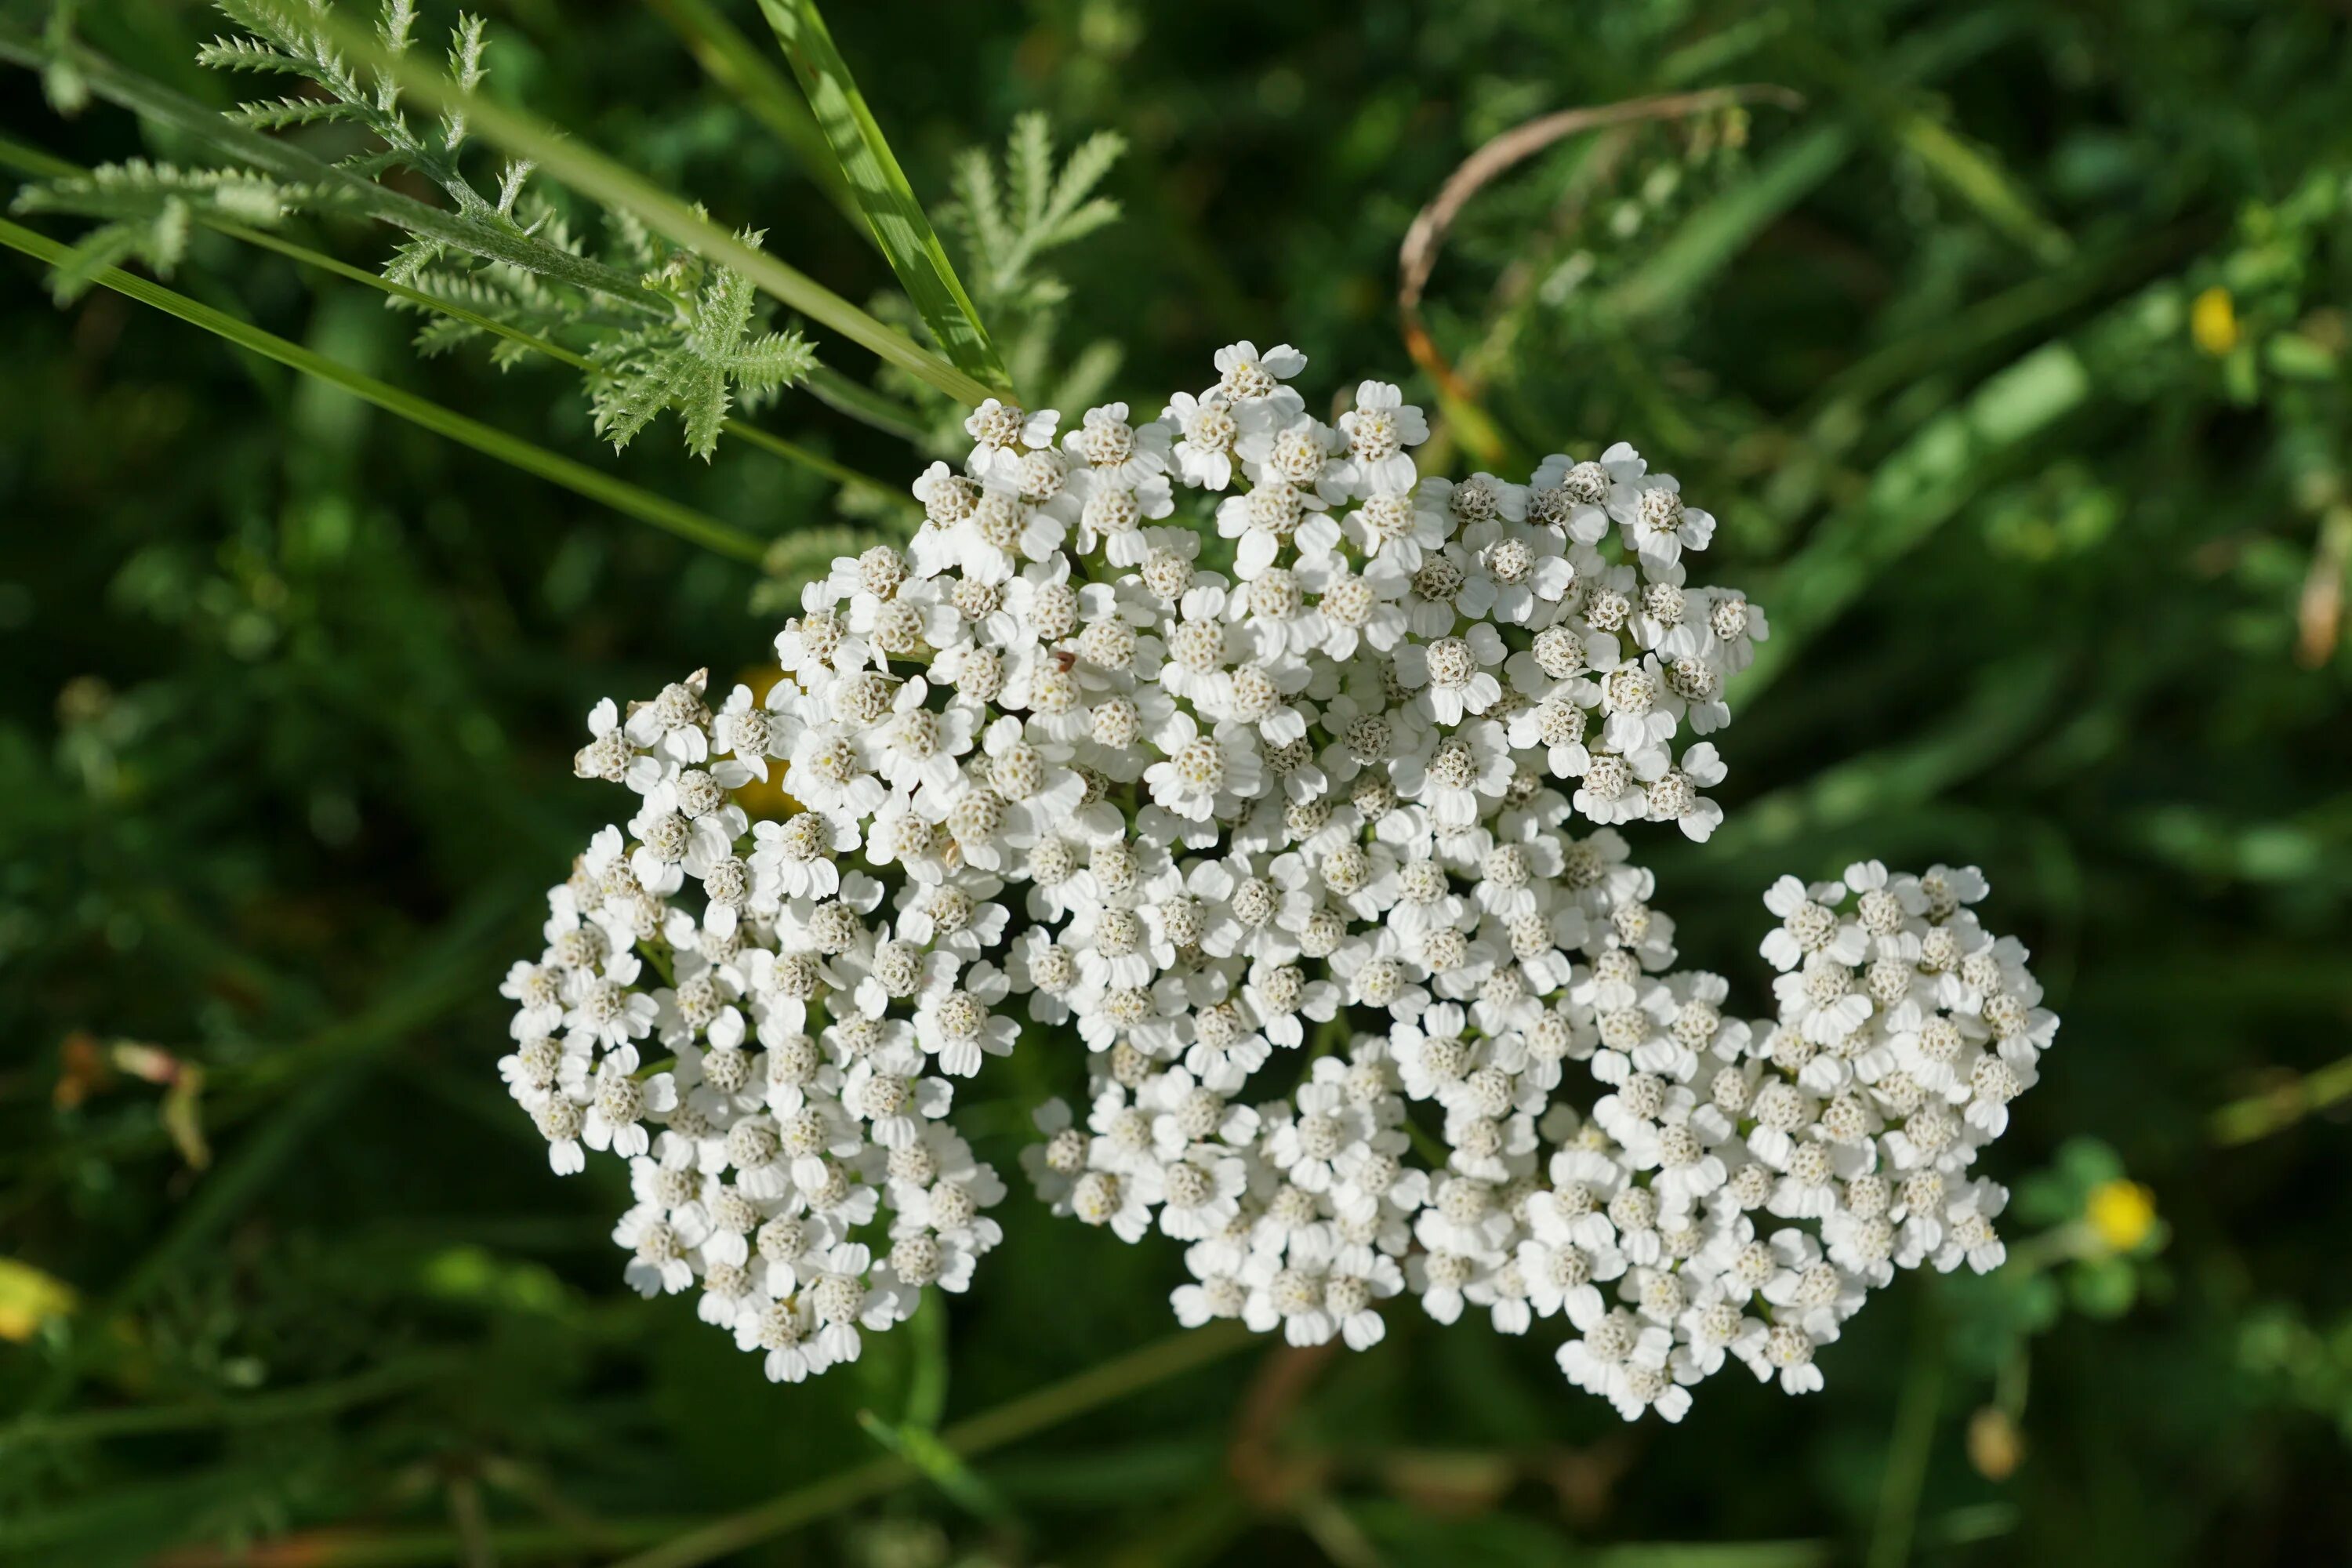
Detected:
left=1396, top=85, right=1804, bottom=407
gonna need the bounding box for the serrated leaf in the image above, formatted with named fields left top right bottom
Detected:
left=1008, top=111, right=1053, bottom=233
left=1049, top=129, right=1124, bottom=218
left=676, top=364, right=730, bottom=459
left=731, top=330, right=817, bottom=387
left=227, top=94, right=361, bottom=130
left=46, top=223, right=146, bottom=303
left=195, top=36, right=305, bottom=72
left=586, top=233, right=816, bottom=458
left=944, top=114, right=1125, bottom=311
left=410, top=313, right=483, bottom=356
left=1037, top=195, right=1119, bottom=252
left=950, top=147, right=1014, bottom=269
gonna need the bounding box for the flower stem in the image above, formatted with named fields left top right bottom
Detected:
left=608, top=1319, right=1255, bottom=1568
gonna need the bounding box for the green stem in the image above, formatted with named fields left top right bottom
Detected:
left=609, top=1319, right=1256, bottom=1568
left=806, top=361, right=932, bottom=443
left=1865, top=1293, right=1945, bottom=1568
left=2211, top=1051, right=2352, bottom=1146
left=144, top=1519, right=695, bottom=1567
left=0, top=1354, right=461, bottom=1449
left=0, top=216, right=770, bottom=564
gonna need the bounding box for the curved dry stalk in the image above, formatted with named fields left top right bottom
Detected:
left=1396, top=85, right=1804, bottom=408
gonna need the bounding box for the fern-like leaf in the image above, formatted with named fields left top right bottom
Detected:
left=945, top=113, right=1127, bottom=313
left=584, top=229, right=815, bottom=459
left=13, top=159, right=312, bottom=300
left=731, top=332, right=820, bottom=393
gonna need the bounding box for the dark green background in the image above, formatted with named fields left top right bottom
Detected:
left=3, top=1, right=2350, bottom=1564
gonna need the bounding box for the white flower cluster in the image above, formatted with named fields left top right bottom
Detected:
left=496, top=340, right=2058, bottom=1419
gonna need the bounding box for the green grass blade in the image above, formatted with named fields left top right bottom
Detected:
left=752, top=0, right=1007, bottom=390
left=1795, top=38, right=2072, bottom=265
left=1600, top=123, right=1853, bottom=323
left=0, top=129, right=74, bottom=180
left=641, top=0, right=866, bottom=236
left=0, top=216, right=769, bottom=563
left=1737, top=339, right=2094, bottom=697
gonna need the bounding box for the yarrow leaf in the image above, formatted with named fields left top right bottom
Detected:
left=586, top=227, right=818, bottom=459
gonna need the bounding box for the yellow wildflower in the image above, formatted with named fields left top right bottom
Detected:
left=2086, top=1178, right=2157, bottom=1252
left=2190, top=286, right=2239, bottom=356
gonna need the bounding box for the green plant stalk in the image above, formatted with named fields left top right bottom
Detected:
left=753, top=0, right=1007, bottom=389
left=1791, top=37, right=2071, bottom=264
left=0, top=129, right=72, bottom=180
left=142, top=1519, right=697, bottom=1567
left=1865, top=1295, right=1946, bottom=1568
left=2211, top=1051, right=2352, bottom=1145
left=610, top=1319, right=1257, bottom=1568
left=808, top=361, right=934, bottom=442
left=0, top=217, right=773, bottom=562
left=1735, top=339, right=2100, bottom=698
left=0, top=1354, right=462, bottom=1450
left=1599, top=124, right=1853, bottom=323
left=249, top=0, right=1005, bottom=406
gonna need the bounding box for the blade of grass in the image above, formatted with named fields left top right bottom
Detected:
left=252, top=0, right=1004, bottom=405
left=1599, top=122, right=1852, bottom=323
left=641, top=0, right=864, bottom=235
left=0, top=216, right=771, bottom=562
left=1595, top=16, right=2024, bottom=325
left=145, top=1517, right=695, bottom=1567
left=752, top=0, right=1007, bottom=390
left=1795, top=38, right=2072, bottom=265
left=1736, top=337, right=2095, bottom=697
left=0, top=128, right=73, bottom=179
left=2212, top=1051, right=2352, bottom=1145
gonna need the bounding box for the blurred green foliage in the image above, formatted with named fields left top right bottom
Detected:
left=2, top=0, right=2350, bottom=1565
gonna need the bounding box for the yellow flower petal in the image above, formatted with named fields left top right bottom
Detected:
left=2190, top=286, right=2239, bottom=356
left=2085, top=1178, right=2157, bottom=1253
left=0, top=1258, right=78, bottom=1343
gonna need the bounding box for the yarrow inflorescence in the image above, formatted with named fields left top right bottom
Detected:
left=498, top=341, right=2058, bottom=1417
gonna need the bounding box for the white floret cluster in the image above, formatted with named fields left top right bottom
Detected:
left=497, top=340, right=2059, bottom=1418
